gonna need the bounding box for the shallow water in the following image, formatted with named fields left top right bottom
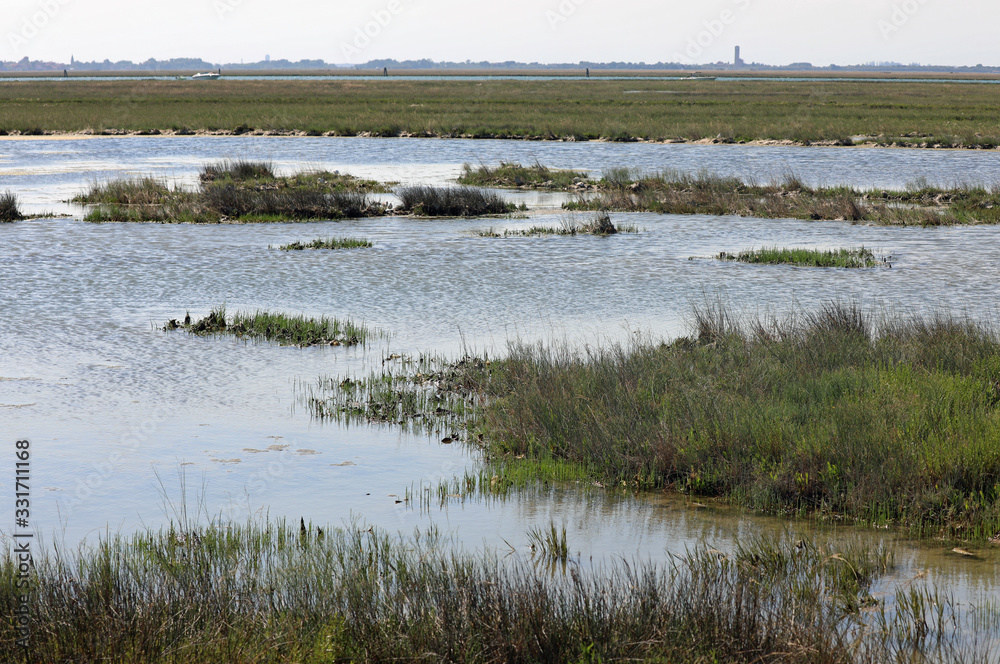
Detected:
left=2, top=137, right=1000, bottom=627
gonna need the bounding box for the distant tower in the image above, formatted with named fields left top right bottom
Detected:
left=265, top=54, right=270, bottom=62
left=734, top=46, right=745, bottom=68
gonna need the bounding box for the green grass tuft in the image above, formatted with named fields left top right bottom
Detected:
left=165, top=305, right=380, bottom=347
left=458, top=161, right=590, bottom=189
left=397, top=185, right=518, bottom=217
left=275, top=237, right=374, bottom=251
left=718, top=246, right=887, bottom=268
left=0, top=191, right=24, bottom=222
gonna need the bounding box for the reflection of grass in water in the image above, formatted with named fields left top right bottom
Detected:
left=718, top=246, right=886, bottom=268
left=5, top=514, right=984, bottom=663
left=308, top=302, right=1000, bottom=541
left=274, top=237, right=373, bottom=251
left=166, top=305, right=380, bottom=347
left=458, top=160, right=590, bottom=189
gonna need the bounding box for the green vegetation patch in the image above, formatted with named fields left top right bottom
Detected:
left=396, top=185, right=519, bottom=217
left=458, top=161, right=591, bottom=189
left=718, top=246, right=886, bottom=268
left=566, top=168, right=1000, bottom=226
left=8, top=77, right=1000, bottom=147
left=77, top=161, right=390, bottom=223
left=479, top=212, right=639, bottom=237
left=3, top=517, right=981, bottom=663
left=165, top=305, right=379, bottom=347
left=310, top=303, right=1000, bottom=540
left=275, top=236, right=373, bottom=251
left=0, top=191, right=24, bottom=222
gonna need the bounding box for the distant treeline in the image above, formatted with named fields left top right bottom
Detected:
left=2, top=55, right=999, bottom=74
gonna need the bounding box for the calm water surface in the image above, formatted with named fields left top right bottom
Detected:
left=2, top=137, right=999, bottom=627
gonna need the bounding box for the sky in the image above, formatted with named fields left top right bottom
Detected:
left=3, top=0, right=998, bottom=67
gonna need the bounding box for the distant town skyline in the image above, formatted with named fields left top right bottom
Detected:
left=4, top=0, right=998, bottom=68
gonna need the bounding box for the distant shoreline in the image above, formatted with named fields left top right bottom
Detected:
left=4, top=68, right=1000, bottom=81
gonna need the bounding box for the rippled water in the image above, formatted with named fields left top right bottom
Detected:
left=2, top=136, right=1000, bottom=616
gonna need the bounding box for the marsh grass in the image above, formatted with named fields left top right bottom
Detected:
left=71, top=177, right=179, bottom=205
left=199, top=158, right=275, bottom=182
left=311, top=302, right=1000, bottom=540
left=275, top=236, right=373, bottom=251
left=719, top=246, right=886, bottom=268
left=0, top=518, right=984, bottom=663
left=479, top=212, right=639, bottom=237
left=397, top=185, right=518, bottom=217
left=167, top=305, right=379, bottom=347
left=79, top=163, right=389, bottom=223
left=458, top=161, right=590, bottom=189
left=566, top=169, right=1000, bottom=226
left=9, top=78, right=1000, bottom=148
left=0, top=191, right=24, bottom=222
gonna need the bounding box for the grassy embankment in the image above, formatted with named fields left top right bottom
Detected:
left=0, top=192, right=23, bottom=222
left=2, top=518, right=983, bottom=663
left=5, top=78, right=1000, bottom=146
left=310, top=303, right=1000, bottom=541
left=76, top=159, right=390, bottom=223
left=718, top=246, right=887, bottom=268
left=164, top=305, right=379, bottom=347
left=274, top=237, right=373, bottom=250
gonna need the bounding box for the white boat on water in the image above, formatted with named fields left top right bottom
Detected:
left=191, top=72, right=221, bottom=80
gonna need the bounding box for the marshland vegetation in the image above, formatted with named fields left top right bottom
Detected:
left=274, top=237, right=373, bottom=251
left=165, top=305, right=380, bottom=347
left=717, top=246, right=886, bottom=268
left=396, top=185, right=518, bottom=217
left=0, top=191, right=24, bottom=222
left=6, top=78, right=1000, bottom=147
left=76, top=160, right=390, bottom=223
left=311, top=302, right=1000, bottom=541
left=458, top=161, right=591, bottom=189
left=565, top=168, right=1000, bottom=226
left=478, top=212, right=638, bottom=237
left=1, top=517, right=985, bottom=663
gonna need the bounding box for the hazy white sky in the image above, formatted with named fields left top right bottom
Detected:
left=3, top=0, right=997, bottom=67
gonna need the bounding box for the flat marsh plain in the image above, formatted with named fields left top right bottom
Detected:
left=4, top=77, right=1000, bottom=147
